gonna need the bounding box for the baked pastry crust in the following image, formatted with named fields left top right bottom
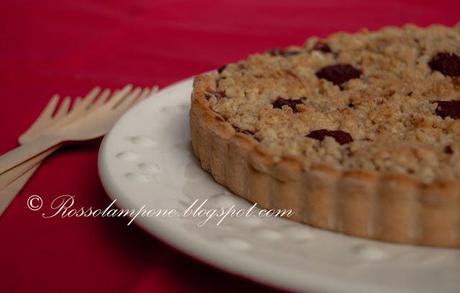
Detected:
left=190, top=27, right=460, bottom=248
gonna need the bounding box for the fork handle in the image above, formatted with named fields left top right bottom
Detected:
left=0, top=136, right=61, bottom=175
left=0, top=146, right=58, bottom=189
left=0, top=164, right=40, bottom=217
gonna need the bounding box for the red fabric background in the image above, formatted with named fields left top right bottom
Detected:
left=0, top=0, right=458, bottom=292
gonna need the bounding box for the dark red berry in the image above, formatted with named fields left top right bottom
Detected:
left=272, top=97, right=303, bottom=113
left=434, top=100, right=460, bottom=119
left=316, top=64, right=362, bottom=86
left=428, top=52, right=460, bottom=77
left=444, top=145, right=454, bottom=154
left=306, top=129, right=353, bottom=145
left=313, top=41, right=332, bottom=53
left=217, top=65, right=227, bottom=73
left=268, top=48, right=301, bottom=57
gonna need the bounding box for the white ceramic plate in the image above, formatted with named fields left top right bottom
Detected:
left=98, top=77, right=460, bottom=293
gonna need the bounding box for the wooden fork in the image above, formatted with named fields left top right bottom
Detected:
left=0, top=93, right=78, bottom=215
left=0, top=85, right=153, bottom=175
left=0, top=85, right=157, bottom=215
left=0, top=86, right=119, bottom=188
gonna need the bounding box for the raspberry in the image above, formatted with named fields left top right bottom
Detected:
left=434, top=100, right=460, bottom=119
left=444, top=145, right=454, bottom=154
left=316, top=64, right=361, bottom=86
left=217, top=65, right=227, bottom=73
left=272, top=97, right=303, bottom=113
left=428, top=52, right=460, bottom=77
left=307, top=129, right=353, bottom=145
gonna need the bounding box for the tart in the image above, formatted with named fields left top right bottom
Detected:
left=190, top=24, right=460, bottom=248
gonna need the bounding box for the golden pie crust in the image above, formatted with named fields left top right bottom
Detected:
left=191, top=74, right=460, bottom=248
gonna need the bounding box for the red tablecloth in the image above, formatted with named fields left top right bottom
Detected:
left=0, top=1, right=458, bottom=292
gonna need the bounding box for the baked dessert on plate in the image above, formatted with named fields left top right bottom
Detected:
left=190, top=24, right=460, bottom=247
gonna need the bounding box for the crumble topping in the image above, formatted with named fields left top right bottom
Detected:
left=205, top=24, right=460, bottom=182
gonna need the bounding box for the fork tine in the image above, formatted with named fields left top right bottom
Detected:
left=73, top=96, right=82, bottom=107
left=133, top=87, right=152, bottom=105
left=78, top=86, right=101, bottom=110
left=19, top=94, right=60, bottom=140
left=133, top=86, right=157, bottom=105
left=91, top=88, right=112, bottom=109
left=66, top=97, right=83, bottom=115
left=33, top=94, right=60, bottom=125
left=54, top=96, right=72, bottom=119
left=105, top=84, right=133, bottom=108
left=113, top=87, right=143, bottom=112
left=121, top=85, right=157, bottom=110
